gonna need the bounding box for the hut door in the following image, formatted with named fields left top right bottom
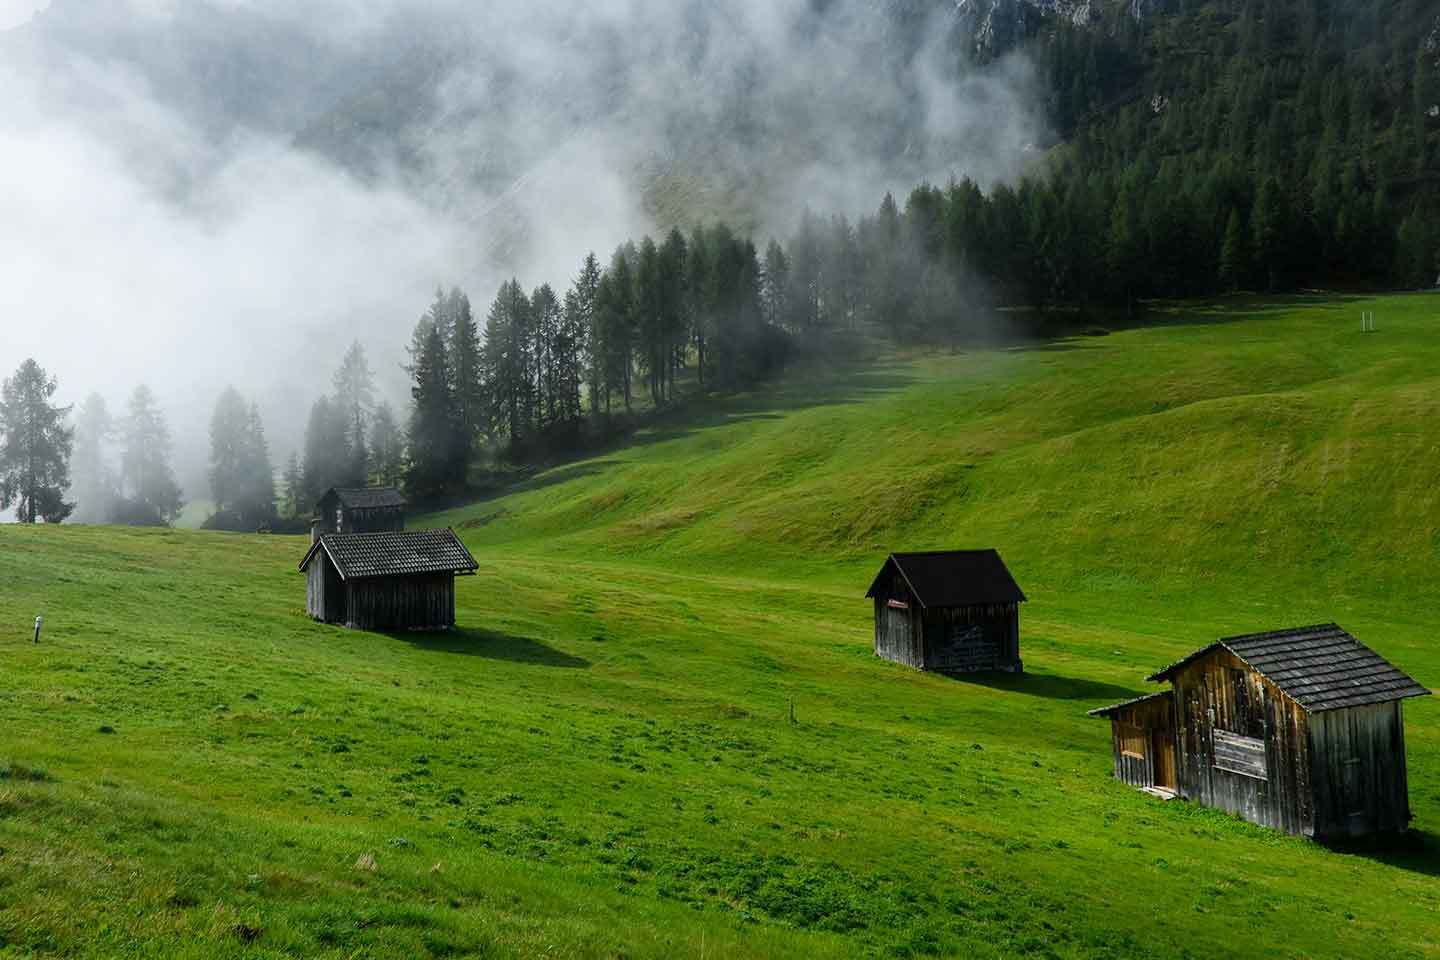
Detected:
left=1152, top=732, right=1176, bottom=790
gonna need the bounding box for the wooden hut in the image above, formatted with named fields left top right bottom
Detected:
left=315, top=487, right=407, bottom=535
left=1090, top=624, right=1430, bottom=839
left=299, top=528, right=477, bottom=631
left=865, top=550, right=1025, bottom=673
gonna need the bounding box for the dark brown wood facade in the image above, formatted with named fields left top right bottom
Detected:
left=316, top=488, right=406, bottom=535
left=304, top=549, right=456, bottom=631
left=1092, top=626, right=1427, bottom=840
left=867, top=553, right=1024, bottom=674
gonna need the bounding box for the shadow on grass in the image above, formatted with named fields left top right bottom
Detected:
left=389, top=627, right=590, bottom=669
left=956, top=670, right=1141, bottom=702
left=1325, top=828, right=1440, bottom=876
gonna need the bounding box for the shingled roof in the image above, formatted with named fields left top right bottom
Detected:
left=865, top=550, right=1026, bottom=608
left=299, top=529, right=477, bottom=580
left=1147, top=623, right=1430, bottom=713
left=319, top=487, right=407, bottom=510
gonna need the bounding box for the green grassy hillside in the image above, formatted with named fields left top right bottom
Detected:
left=3, top=294, right=1440, bottom=958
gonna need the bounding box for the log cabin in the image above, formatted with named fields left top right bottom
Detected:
left=299, top=527, right=478, bottom=631
left=1090, top=623, right=1430, bottom=839
left=315, top=486, right=407, bottom=535
left=865, top=550, right=1025, bottom=673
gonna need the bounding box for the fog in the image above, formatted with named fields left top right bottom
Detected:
left=0, top=0, right=1046, bottom=509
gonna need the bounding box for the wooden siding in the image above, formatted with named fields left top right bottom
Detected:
left=1171, top=649, right=1315, bottom=836
left=1308, top=701, right=1412, bottom=839
left=344, top=574, right=455, bottom=631
left=306, top=553, right=346, bottom=624
left=873, top=570, right=924, bottom=668
left=1106, top=695, right=1176, bottom=790
left=922, top=603, right=1021, bottom=673
left=872, top=570, right=1021, bottom=673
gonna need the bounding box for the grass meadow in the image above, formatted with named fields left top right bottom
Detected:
left=3, top=294, right=1440, bottom=957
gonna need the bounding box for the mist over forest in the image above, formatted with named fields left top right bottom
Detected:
left=4, top=0, right=1437, bottom=525
left=0, top=0, right=1046, bottom=517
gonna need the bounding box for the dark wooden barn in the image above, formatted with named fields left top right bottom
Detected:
left=315, top=486, right=407, bottom=535
left=1091, top=623, right=1430, bottom=839
left=865, top=550, right=1025, bottom=673
left=299, top=528, right=478, bottom=631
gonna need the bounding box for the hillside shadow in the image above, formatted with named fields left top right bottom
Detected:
left=955, top=670, right=1141, bottom=702
left=1325, top=828, right=1440, bottom=877
left=389, top=627, right=590, bottom=669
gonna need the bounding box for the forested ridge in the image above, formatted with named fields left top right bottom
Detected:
left=9, top=0, right=1439, bottom=523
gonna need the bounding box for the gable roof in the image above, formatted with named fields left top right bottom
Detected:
left=318, top=487, right=407, bottom=511
left=1146, top=623, right=1429, bottom=713
left=864, top=550, right=1026, bottom=608
left=299, top=528, right=477, bottom=580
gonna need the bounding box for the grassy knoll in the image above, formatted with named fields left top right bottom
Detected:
left=3, top=293, right=1440, bottom=957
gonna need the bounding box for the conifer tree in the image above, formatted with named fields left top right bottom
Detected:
left=447, top=288, right=484, bottom=465
left=0, top=358, right=74, bottom=523
left=121, top=385, right=183, bottom=525
left=70, top=392, right=117, bottom=523
left=406, top=316, right=459, bottom=497
left=369, top=401, right=404, bottom=486
left=332, top=341, right=374, bottom=486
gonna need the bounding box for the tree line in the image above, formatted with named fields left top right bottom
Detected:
left=1, top=359, right=187, bottom=527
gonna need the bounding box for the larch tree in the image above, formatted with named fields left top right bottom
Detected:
left=0, top=358, right=74, bottom=523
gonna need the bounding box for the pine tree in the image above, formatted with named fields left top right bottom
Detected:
left=1219, top=207, right=1247, bottom=291
left=659, top=229, right=689, bottom=400
left=0, top=359, right=74, bottom=523
left=572, top=253, right=602, bottom=417
left=240, top=403, right=276, bottom=527
left=301, top=395, right=349, bottom=508
left=69, top=392, right=117, bottom=523
left=369, top=401, right=404, bottom=486
left=761, top=239, right=790, bottom=330
left=281, top=451, right=303, bottom=520
left=406, top=316, right=459, bottom=497
left=121, top=385, right=183, bottom=525
left=208, top=387, right=249, bottom=514
left=332, top=341, right=374, bottom=486
left=447, top=288, right=484, bottom=465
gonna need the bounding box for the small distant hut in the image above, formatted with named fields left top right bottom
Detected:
left=315, top=487, right=407, bottom=535
left=865, top=550, right=1025, bottom=673
left=299, top=528, right=478, bottom=631
left=1090, top=623, right=1430, bottom=839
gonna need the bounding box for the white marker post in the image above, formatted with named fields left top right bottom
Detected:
left=33, top=616, right=42, bottom=644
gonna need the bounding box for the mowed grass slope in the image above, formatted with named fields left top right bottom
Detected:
left=4, top=294, right=1440, bottom=958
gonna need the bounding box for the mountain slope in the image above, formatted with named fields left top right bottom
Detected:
left=434, top=293, right=1440, bottom=625
left=3, top=295, right=1440, bottom=957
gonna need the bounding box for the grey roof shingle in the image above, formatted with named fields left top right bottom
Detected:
left=319, top=487, right=407, bottom=510
left=299, top=529, right=477, bottom=580
left=1147, top=623, right=1429, bottom=712
left=865, top=550, right=1026, bottom=608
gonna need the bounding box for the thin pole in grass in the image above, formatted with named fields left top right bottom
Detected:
left=33, top=616, right=42, bottom=644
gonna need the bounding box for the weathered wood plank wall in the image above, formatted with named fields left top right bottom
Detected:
left=873, top=571, right=923, bottom=668
left=923, top=603, right=1021, bottom=672
left=1309, top=701, right=1412, bottom=839
left=346, top=574, right=455, bottom=631
left=1171, top=649, right=1314, bottom=836
left=1106, top=695, right=1174, bottom=789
